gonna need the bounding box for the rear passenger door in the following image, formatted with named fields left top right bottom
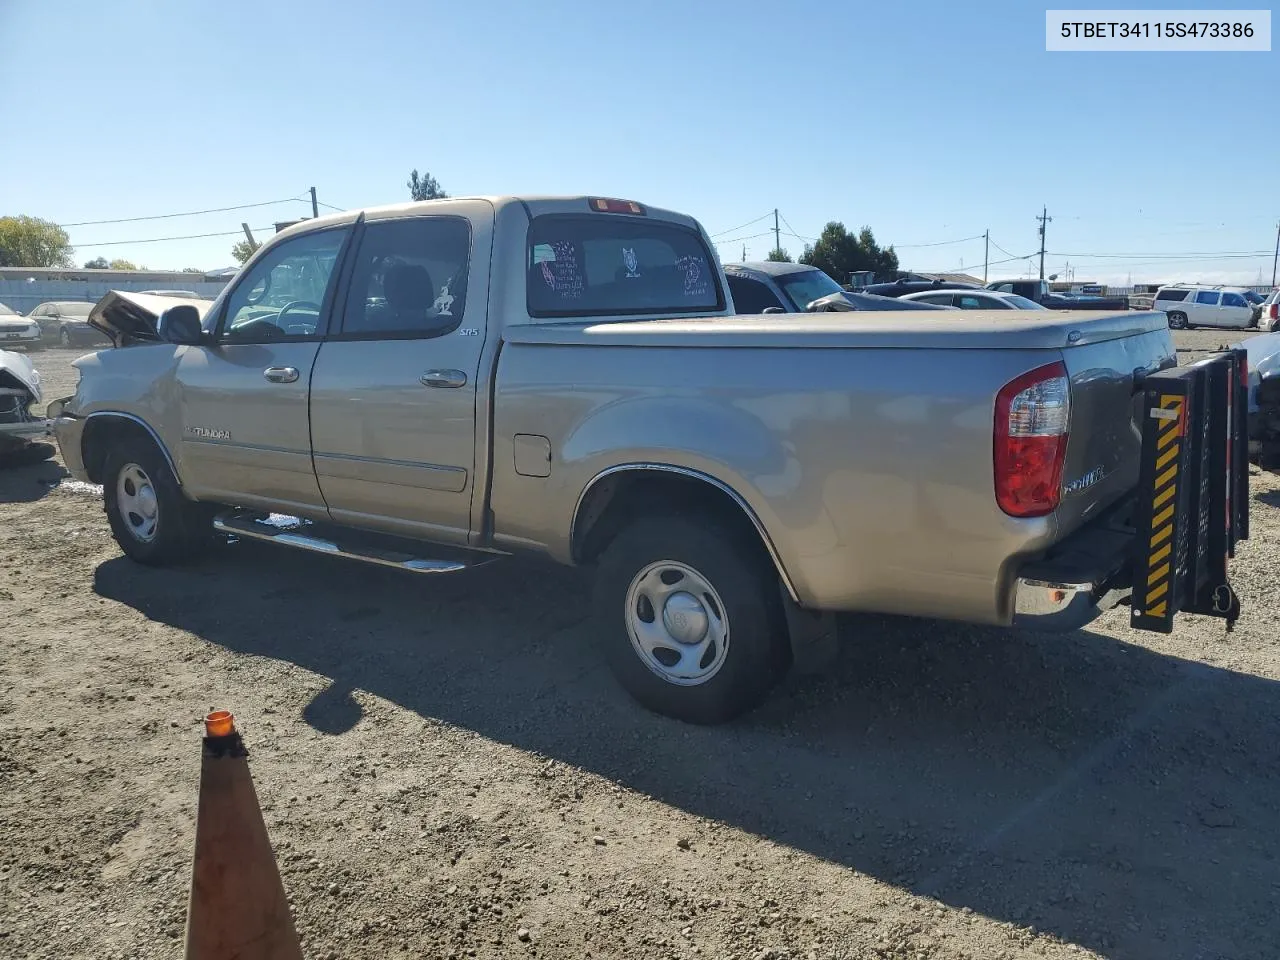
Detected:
left=1194, top=289, right=1223, bottom=326
left=308, top=203, right=494, bottom=544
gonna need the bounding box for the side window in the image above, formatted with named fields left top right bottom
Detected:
left=220, top=229, right=347, bottom=342
left=994, top=283, right=1014, bottom=293
left=1222, top=292, right=1247, bottom=308
left=956, top=295, right=989, bottom=309
left=1156, top=288, right=1189, bottom=302
left=726, top=275, right=785, bottom=314
left=339, top=217, right=470, bottom=339
left=1195, top=290, right=1220, bottom=306
left=914, top=294, right=953, bottom=305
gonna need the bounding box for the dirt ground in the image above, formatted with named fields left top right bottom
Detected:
left=2, top=337, right=1279, bottom=960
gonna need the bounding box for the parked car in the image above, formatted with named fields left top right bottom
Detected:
left=28, top=301, right=109, bottom=347
left=861, top=277, right=981, bottom=298
left=0, top=302, right=44, bottom=351
left=724, top=262, right=946, bottom=313
left=0, top=348, right=53, bottom=466
left=1152, top=284, right=1256, bottom=329
left=901, top=289, right=1048, bottom=310
left=1258, top=289, right=1280, bottom=332
left=50, top=194, right=1246, bottom=723
left=985, top=279, right=1130, bottom=312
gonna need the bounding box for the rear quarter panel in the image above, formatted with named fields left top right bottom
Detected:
left=490, top=341, right=1069, bottom=624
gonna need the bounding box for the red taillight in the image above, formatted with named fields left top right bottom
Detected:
left=994, top=361, right=1070, bottom=518
left=1268, top=303, right=1278, bottom=321
left=588, top=197, right=646, bottom=215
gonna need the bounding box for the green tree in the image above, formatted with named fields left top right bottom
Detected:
left=84, top=256, right=110, bottom=269
left=182, top=267, right=204, bottom=274
left=0, top=215, right=73, bottom=267
left=800, top=222, right=899, bottom=284
left=231, top=238, right=259, bottom=265
left=407, top=169, right=448, bottom=202
left=108, top=258, right=138, bottom=270
left=766, top=247, right=792, bottom=263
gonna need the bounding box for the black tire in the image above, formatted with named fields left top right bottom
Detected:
left=593, top=514, right=789, bottom=724
left=1167, top=311, right=1188, bottom=329
left=103, top=436, right=214, bottom=565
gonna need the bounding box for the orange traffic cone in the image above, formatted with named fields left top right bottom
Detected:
left=183, top=711, right=303, bottom=960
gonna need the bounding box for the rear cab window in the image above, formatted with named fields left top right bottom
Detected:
left=526, top=214, right=723, bottom=318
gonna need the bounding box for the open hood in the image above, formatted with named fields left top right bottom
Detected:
left=89, top=290, right=214, bottom=347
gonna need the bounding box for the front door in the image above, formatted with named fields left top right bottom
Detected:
left=308, top=205, right=492, bottom=544
left=174, top=226, right=350, bottom=516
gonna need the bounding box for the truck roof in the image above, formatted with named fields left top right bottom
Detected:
left=725, top=261, right=820, bottom=279
left=270, top=195, right=703, bottom=242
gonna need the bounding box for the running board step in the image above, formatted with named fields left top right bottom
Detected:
left=212, top=510, right=499, bottom=575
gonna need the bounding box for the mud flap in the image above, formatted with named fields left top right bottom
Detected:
left=1130, top=350, right=1250, bottom=634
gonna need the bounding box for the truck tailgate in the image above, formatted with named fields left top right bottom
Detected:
left=1056, top=321, right=1176, bottom=537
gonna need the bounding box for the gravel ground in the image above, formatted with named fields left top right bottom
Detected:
left=2, top=337, right=1279, bottom=960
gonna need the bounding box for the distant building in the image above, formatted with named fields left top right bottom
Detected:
left=0, top=266, right=231, bottom=314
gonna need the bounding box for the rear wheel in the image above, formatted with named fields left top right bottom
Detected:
left=103, top=437, right=214, bottom=565
left=58, top=327, right=72, bottom=348
left=1167, top=311, right=1189, bottom=329
left=594, top=514, right=789, bottom=724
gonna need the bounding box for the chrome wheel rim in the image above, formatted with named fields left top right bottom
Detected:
left=59, top=329, right=71, bottom=346
left=117, top=463, right=159, bottom=543
left=624, top=560, right=729, bottom=686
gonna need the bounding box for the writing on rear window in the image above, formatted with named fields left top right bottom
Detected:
left=527, top=215, right=722, bottom=318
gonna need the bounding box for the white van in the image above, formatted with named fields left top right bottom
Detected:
left=1152, top=284, right=1256, bottom=329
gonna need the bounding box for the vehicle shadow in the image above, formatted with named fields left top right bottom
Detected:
left=0, top=448, right=66, bottom=503
left=1255, top=488, right=1280, bottom=509
left=93, top=543, right=1280, bottom=960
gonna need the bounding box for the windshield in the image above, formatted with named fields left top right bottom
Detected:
left=1006, top=294, right=1046, bottom=310
left=775, top=268, right=844, bottom=310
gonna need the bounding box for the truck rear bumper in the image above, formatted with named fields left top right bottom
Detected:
left=1013, top=576, right=1130, bottom=632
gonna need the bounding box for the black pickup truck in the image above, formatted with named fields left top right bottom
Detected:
left=987, top=279, right=1130, bottom=311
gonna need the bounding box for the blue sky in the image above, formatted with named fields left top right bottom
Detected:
left=1, top=0, right=1275, bottom=285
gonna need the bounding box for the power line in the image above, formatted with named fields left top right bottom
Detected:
left=709, top=213, right=773, bottom=238
left=315, top=200, right=345, bottom=212
left=778, top=213, right=814, bottom=243
left=712, top=231, right=773, bottom=246
left=73, top=227, right=275, bottom=248
left=989, top=238, right=1019, bottom=259
left=60, top=197, right=307, bottom=228
left=893, top=233, right=985, bottom=248
left=1048, top=249, right=1271, bottom=260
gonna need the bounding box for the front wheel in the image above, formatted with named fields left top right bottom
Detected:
left=594, top=514, right=789, bottom=724
left=103, top=437, right=214, bottom=565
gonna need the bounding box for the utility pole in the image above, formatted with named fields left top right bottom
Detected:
left=742, top=244, right=746, bottom=263
left=983, top=229, right=989, bottom=283
left=310, top=187, right=319, bottom=219
left=773, top=209, right=781, bottom=257
left=1036, top=206, right=1052, bottom=281
left=1271, top=219, right=1279, bottom=287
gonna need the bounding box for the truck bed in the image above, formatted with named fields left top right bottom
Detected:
left=504, top=310, right=1170, bottom=351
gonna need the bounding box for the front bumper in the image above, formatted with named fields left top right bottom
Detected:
left=0, top=332, right=42, bottom=347
left=0, top=416, right=50, bottom=443
left=50, top=408, right=89, bottom=480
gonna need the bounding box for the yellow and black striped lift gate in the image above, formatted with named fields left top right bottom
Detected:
left=1130, top=349, right=1250, bottom=633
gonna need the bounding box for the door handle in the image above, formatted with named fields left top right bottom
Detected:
left=264, top=366, right=300, bottom=384
left=421, top=369, right=467, bottom=388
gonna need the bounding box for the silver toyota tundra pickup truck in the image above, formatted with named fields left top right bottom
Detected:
left=50, top=195, right=1249, bottom=723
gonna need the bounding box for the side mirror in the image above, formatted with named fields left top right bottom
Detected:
left=761, top=306, right=786, bottom=314
left=156, top=304, right=205, bottom=345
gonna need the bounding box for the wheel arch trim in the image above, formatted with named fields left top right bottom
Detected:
left=84, top=412, right=183, bottom=486
left=570, top=462, right=801, bottom=604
